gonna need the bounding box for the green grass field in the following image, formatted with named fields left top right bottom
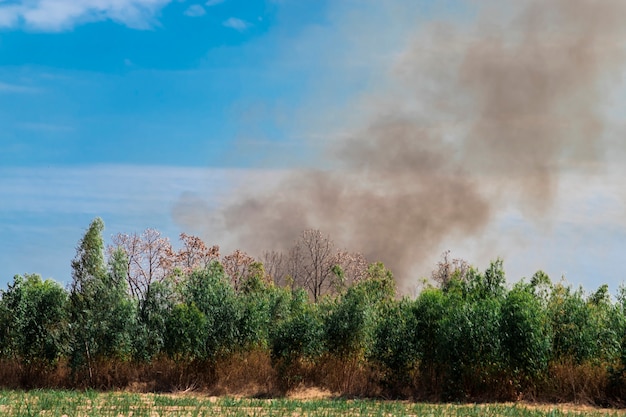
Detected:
left=0, top=390, right=625, bottom=417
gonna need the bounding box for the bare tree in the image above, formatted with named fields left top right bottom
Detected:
left=332, top=250, right=369, bottom=290
left=109, top=232, right=139, bottom=297
left=261, top=250, right=286, bottom=286
left=110, top=228, right=174, bottom=299
left=293, top=229, right=337, bottom=302
left=273, top=230, right=362, bottom=301
left=431, top=250, right=470, bottom=288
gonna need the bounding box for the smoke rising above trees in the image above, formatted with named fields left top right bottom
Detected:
left=172, top=0, right=626, bottom=290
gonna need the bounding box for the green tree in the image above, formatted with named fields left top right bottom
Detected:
left=548, top=282, right=596, bottom=364
left=500, top=281, right=551, bottom=390
left=269, top=288, right=324, bottom=390
left=530, top=270, right=552, bottom=305
left=270, top=288, right=324, bottom=362
left=413, top=287, right=446, bottom=393
left=134, top=279, right=175, bottom=361
left=237, top=263, right=292, bottom=350
left=324, top=263, right=395, bottom=360
left=416, top=260, right=506, bottom=400
left=587, top=284, right=621, bottom=364
left=362, top=262, right=396, bottom=301
left=371, top=298, right=418, bottom=391
left=465, top=258, right=506, bottom=301
left=70, top=217, right=106, bottom=294
left=181, top=261, right=240, bottom=360
left=17, top=275, right=69, bottom=367
left=612, top=285, right=626, bottom=393
left=68, top=219, right=136, bottom=379
left=164, top=303, right=207, bottom=362
left=0, top=274, right=68, bottom=368
left=0, top=275, right=24, bottom=359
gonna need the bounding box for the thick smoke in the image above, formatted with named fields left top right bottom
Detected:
left=173, top=0, right=626, bottom=288
left=458, top=0, right=626, bottom=214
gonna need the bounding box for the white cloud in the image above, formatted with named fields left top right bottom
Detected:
left=205, top=0, right=224, bottom=6
left=0, top=0, right=173, bottom=31
left=184, top=4, right=205, bottom=17
left=222, top=17, right=249, bottom=32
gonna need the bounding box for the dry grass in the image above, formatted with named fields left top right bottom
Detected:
left=213, top=349, right=277, bottom=397
left=1, top=355, right=625, bottom=407
left=0, top=359, right=70, bottom=390
left=541, top=361, right=612, bottom=406
left=313, top=355, right=380, bottom=398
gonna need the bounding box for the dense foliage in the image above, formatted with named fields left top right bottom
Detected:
left=1, top=218, right=626, bottom=404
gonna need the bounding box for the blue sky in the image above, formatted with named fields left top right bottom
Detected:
left=0, top=0, right=391, bottom=285
left=1, top=0, right=626, bottom=295
left=0, top=0, right=335, bottom=168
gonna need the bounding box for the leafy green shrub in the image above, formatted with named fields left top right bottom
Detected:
left=236, top=264, right=291, bottom=351
left=324, top=263, right=396, bottom=360
left=548, top=283, right=597, bottom=364
left=270, top=289, right=324, bottom=363
left=181, top=262, right=240, bottom=359
left=416, top=260, right=507, bottom=400
left=270, top=289, right=324, bottom=390
left=0, top=274, right=68, bottom=367
left=413, top=287, right=446, bottom=392
left=500, top=281, right=551, bottom=390
left=0, top=275, right=24, bottom=359
left=134, top=280, right=175, bottom=361
left=586, top=284, right=622, bottom=364
left=164, top=302, right=207, bottom=362
left=370, top=298, right=418, bottom=391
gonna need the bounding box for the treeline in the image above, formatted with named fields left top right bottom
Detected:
left=2, top=217, right=626, bottom=405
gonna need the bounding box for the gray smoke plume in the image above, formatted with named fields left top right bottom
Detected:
left=173, top=0, right=626, bottom=288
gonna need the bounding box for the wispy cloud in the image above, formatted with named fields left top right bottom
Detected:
left=0, top=164, right=288, bottom=284
left=0, top=81, right=39, bottom=94
left=206, top=0, right=225, bottom=6
left=17, top=122, right=74, bottom=133
left=0, top=165, right=282, bottom=216
left=0, top=0, right=173, bottom=31
left=222, top=17, right=250, bottom=32
left=0, top=5, right=21, bottom=27
left=184, top=4, right=205, bottom=17
left=0, top=165, right=233, bottom=283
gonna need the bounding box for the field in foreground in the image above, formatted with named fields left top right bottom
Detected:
left=1, top=390, right=626, bottom=417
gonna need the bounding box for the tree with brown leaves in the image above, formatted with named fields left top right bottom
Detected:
left=174, top=232, right=220, bottom=275
left=222, top=249, right=256, bottom=292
